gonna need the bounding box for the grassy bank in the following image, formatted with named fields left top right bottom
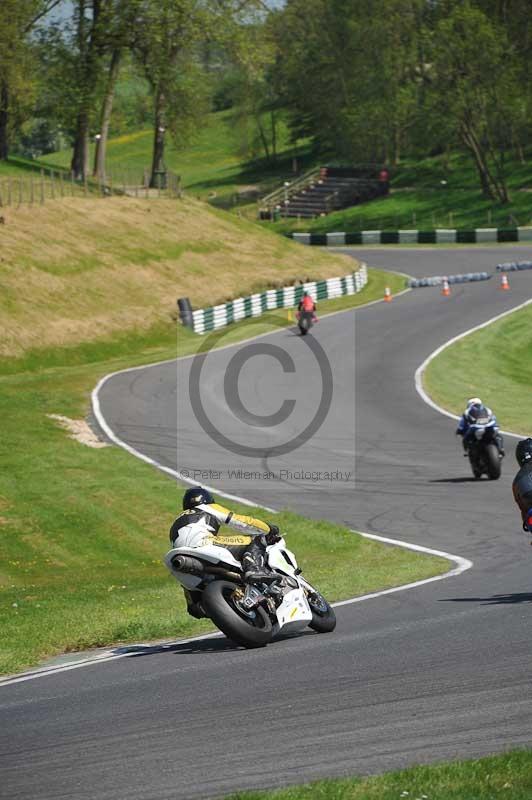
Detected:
left=223, top=751, right=532, bottom=800
left=0, top=195, right=357, bottom=360
left=423, top=303, right=532, bottom=436
left=0, top=267, right=443, bottom=677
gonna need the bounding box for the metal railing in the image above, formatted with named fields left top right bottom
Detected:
left=258, top=167, right=322, bottom=215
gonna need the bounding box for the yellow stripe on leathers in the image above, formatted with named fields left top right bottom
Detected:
left=210, top=503, right=270, bottom=534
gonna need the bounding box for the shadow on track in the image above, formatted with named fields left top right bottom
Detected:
left=440, top=593, right=532, bottom=605
left=109, top=629, right=319, bottom=660
left=430, top=477, right=483, bottom=483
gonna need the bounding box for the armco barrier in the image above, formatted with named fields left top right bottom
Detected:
left=190, top=264, right=368, bottom=334
left=408, top=272, right=491, bottom=288
left=496, top=261, right=532, bottom=272
left=290, top=227, right=532, bottom=246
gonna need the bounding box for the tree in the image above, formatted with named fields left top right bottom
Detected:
left=428, top=2, right=518, bottom=203
left=0, top=0, right=61, bottom=161
left=69, top=0, right=110, bottom=180
left=92, top=0, right=142, bottom=178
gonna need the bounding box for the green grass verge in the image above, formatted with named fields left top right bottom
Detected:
left=0, top=268, right=444, bottom=677
left=222, top=751, right=532, bottom=800
left=423, top=303, right=532, bottom=436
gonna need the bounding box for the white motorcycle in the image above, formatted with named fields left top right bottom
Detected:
left=163, top=537, right=336, bottom=648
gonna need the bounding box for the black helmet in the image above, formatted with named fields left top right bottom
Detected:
left=516, top=438, right=532, bottom=467
left=182, top=486, right=214, bottom=510
left=466, top=403, right=490, bottom=424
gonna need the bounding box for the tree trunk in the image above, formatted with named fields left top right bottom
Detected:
left=93, top=48, right=122, bottom=179
left=0, top=80, right=9, bottom=161
left=255, top=112, right=270, bottom=162
left=150, top=87, right=166, bottom=187
left=461, top=124, right=497, bottom=200
left=270, top=110, right=277, bottom=161
left=71, top=110, right=90, bottom=180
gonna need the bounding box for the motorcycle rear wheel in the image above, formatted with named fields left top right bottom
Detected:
left=486, top=443, right=501, bottom=480
left=202, top=580, right=273, bottom=648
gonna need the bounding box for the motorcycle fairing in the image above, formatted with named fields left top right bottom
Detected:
left=273, top=587, right=312, bottom=633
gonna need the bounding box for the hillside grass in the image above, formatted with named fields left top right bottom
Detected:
left=36, top=110, right=313, bottom=207
left=424, top=303, right=532, bottom=436
left=224, top=750, right=532, bottom=800
left=0, top=195, right=357, bottom=360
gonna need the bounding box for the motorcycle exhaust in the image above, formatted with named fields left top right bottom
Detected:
left=171, top=555, right=242, bottom=583
left=171, top=555, right=205, bottom=575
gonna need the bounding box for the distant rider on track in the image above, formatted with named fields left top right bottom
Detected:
left=169, top=486, right=281, bottom=619
left=512, top=439, right=532, bottom=534
left=456, top=398, right=504, bottom=455
left=297, top=290, right=317, bottom=321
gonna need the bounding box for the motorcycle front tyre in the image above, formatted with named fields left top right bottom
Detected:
left=202, top=580, right=273, bottom=648
left=468, top=451, right=482, bottom=480
left=307, top=591, right=337, bottom=633
left=486, top=443, right=502, bottom=480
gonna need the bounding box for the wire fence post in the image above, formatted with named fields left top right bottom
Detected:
left=40, top=169, right=45, bottom=204
left=71, top=170, right=75, bottom=197
left=30, top=175, right=35, bottom=204
left=59, top=170, right=64, bottom=198
left=7, top=177, right=12, bottom=206
left=49, top=170, right=55, bottom=199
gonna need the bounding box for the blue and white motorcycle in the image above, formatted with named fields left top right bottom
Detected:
left=164, top=536, right=336, bottom=648
left=464, top=412, right=504, bottom=480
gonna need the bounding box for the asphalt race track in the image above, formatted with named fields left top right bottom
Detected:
left=2, top=246, right=532, bottom=800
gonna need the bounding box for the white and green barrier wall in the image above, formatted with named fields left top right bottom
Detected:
left=289, top=227, right=532, bottom=246
left=183, top=264, right=368, bottom=334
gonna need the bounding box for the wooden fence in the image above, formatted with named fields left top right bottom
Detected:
left=0, top=168, right=181, bottom=206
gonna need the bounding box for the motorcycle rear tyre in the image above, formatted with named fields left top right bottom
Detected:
left=202, top=580, right=273, bottom=648
left=486, top=443, right=501, bottom=480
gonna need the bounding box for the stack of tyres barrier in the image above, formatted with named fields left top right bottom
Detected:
left=190, top=264, right=368, bottom=334
left=408, top=272, right=491, bottom=288
left=496, top=261, right=532, bottom=272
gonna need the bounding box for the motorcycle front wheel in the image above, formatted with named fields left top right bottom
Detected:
left=202, top=580, right=273, bottom=648
left=485, top=443, right=502, bottom=480
left=307, top=590, right=336, bottom=633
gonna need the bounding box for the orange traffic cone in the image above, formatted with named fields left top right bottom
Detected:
left=500, top=273, right=510, bottom=291
left=441, top=279, right=451, bottom=297
left=384, top=287, right=392, bottom=302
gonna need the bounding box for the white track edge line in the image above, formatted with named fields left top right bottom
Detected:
left=414, top=297, right=532, bottom=439
left=0, top=530, right=470, bottom=688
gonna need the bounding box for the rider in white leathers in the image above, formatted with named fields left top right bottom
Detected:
left=169, top=486, right=281, bottom=618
